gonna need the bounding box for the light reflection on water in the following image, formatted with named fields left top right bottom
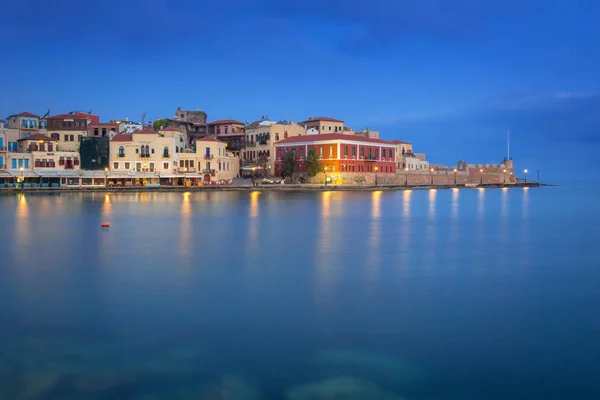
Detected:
left=0, top=187, right=599, bottom=400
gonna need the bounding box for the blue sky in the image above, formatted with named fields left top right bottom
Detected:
left=2, top=0, right=599, bottom=180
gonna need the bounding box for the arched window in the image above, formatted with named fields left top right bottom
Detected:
left=329, top=146, right=333, bottom=157
left=145, top=145, right=150, bottom=157
left=319, top=147, right=323, bottom=158
left=118, top=146, right=125, bottom=157
left=163, top=146, right=169, bottom=158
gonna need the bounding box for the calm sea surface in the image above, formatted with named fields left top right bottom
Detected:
left=1, top=185, right=599, bottom=399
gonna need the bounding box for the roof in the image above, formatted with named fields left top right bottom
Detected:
left=208, top=119, right=245, bottom=126
left=390, top=140, right=412, bottom=145
left=11, top=112, right=39, bottom=118
left=299, top=117, right=344, bottom=124
left=133, top=129, right=157, bottom=134
left=274, top=133, right=394, bottom=146
left=48, top=113, right=90, bottom=120
left=17, top=134, right=57, bottom=142
left=197, top=136, right=220, bottom=142
left=159, top=128, right=182, bottom=132
left=111, top=134, right=133, bottom=142
left=89, top=122, right=119, bottom=127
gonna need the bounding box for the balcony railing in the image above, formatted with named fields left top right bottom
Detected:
left=204, top=154, right=214, bottom=159
left=179, top=167, right=196, bottom=173
left=201, top=169, right=216, bottom=174
left=258, top=139, right=268, bottom=145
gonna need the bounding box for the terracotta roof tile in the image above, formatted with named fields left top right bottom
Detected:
left=133, top=129, right=157, bottom=134
left=299, top=117, right=344, bottom=124
left=13, top=112, right=40, bottom=118
left=198, top=136, right=220, bottom=142
left=17, top=134, right=57, bottom=142
left=208, top=119, right=245, bottom=126
left=274, top=133, right=393, bottom=145
left=111, top=134, right=133, bottom=142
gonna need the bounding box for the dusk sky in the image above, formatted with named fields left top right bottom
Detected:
left=2, top=0, right=599, bottom=180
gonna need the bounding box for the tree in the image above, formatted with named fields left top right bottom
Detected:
left=281, top=150, right=295, bottom=179
left=304, top=148, right=322, bottom=177
left=153, top=118, right=168, bottom=131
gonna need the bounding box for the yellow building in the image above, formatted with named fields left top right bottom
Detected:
left=109, top=130, right=178, bottom=174
left=243, top=118, right=305, bottom=174
left=195, top=136, right=239, bottom=182
left=299, top=116, right=345, bottom=134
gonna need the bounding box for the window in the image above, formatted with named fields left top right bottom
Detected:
left=125, top=162, right=130, bottom=169
left=224, top=126, right=228, bottom=134
left=369, top=148, right=372, bottom=159
left=360, top=148, right=364, bottom=157
left=292, top=149, right=296, bottom=159
left=352, top=147, right=356, bottom=157
left=284, top=131, right=288, bottom=139
left=151, top=148, right=154, bottom=154
left=219, top=162, right=221, bottom=170
left=375, top=149, right=379, bottom=159
left=74, top=158, right=79, bottom=166
left=180, top=160, right=184, bottom=168
left=329, top=126, right=332, bottom=131
left=382, top=149, right=386, bottom=158
left=59, top=157, right=65, bottom=166
left=319, top=147, right=323, bottom=158
left=64, top=134, right=69, bottom=141
left=118, top=146, right=125, bottom=157
left=300, top=148, right=304, bottom=158
left=136, top=162, right=141, bottom=170
left=136, top=148, right=139, bottom=154
left=163, top=162, right=169, bottom=170
left=329, top=146, right=333, bottom=157
left=149, top=162, right=154, bottom=172
left=70, top=135, right=74, bottom=142
left=344, top=146, right=348, bottom=156
left=145, top=145, right=150, bottom=157
left=206, top=162, right=211, bottom=171
left=51, top=133, right=59, bottom=140
left=190, top=160, right=194, bottom=168
left=275, top=133, right=279, bottom=141
left=94, top=128, right=99, bottom=136
left=102, top=128, right=106, bottom=136
left=217, top=127, right=221, bottom=135
left=163, top=147, right=169, bottom=158
left=113, top=162, right=119, bottom=169
left=278, top=149, right=282, bottom=159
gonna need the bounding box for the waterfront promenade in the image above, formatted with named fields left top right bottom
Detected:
left=0, top=181, right=544, bottom=193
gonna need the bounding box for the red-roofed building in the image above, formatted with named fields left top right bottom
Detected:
left=207, top=119, right=245, bottom=155
left=87, top=122, right=120, bottom=138
left=6, top=111, right=46, bottom=134
left=47, top=112, right=97, bottom=152
left=274, top=134, right=397, bottom=181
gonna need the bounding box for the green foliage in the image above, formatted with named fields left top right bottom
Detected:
left=153, top=118, right=168, bottom=131
left=304, top=148, right=322, bottom=177
left=281, top=150, right=296, bottom=178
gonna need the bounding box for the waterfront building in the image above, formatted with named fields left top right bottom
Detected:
left=158, top=128, right=187, bottom=154
left=207, top=120, right=245, bottom=157
left=299, top=117, right=346, bottom=134
left=273, top=134, right=397, bottom=180
left=6, top=111, right=47, bottom=138
left=353, top=128, right=380, bottom=139
left=46, top=112, right=97, bottom=152
left=243, top=117, right=306, bottom=174
left=109, top=130, right=177, bottom=176
left=165, top=107, right=208, bottom=147
left=87, top=122, right=120, bottom=138
left=194, top=136, right=239, bottom=182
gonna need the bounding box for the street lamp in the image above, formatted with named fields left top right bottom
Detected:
left=430, top=167, right=434, bottom=186
left=324, top=166, right=328, bottom=186
left=183, top=167, right=188, bottom=186
left=104, top=167, right=108, bottom=188
left=20, top=166, right=24, bottom=188
left=453, top=168, right=457, bottom=185
left=503, top=169, right=506, bottom=184
left=524, top=169, right=528, bottom=183
left=479, top=168, right=483, bottom=185
left=405, top=167, right=408, bottom=186
left=374, top=165, right=378, bottom=186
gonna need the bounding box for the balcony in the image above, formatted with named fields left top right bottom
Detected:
left=363, top=156, right=378, bottom=162
left=204, top=154, right=214, bottom=159
left=179, top=167, right=196, bottom=173
left=201, top=169, right=216, bottom=175
left=118, top=153, right=125, bottom=158
left=258, top=139, right=268, bottom=145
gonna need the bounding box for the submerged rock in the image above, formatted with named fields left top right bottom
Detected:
left=286, top=376, right=406, bottom=400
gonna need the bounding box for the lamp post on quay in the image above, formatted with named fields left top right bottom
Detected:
left=453, top=168, right=457, bottom=185
left=480, top=168, right=484, bottom=185
left=374, top=165, right=378, bottom=186
left=104, top=167, right=108, bottom=188
left=430, top=167, right=434, bottom=186
left=405, top=167, right=408, bottom=186
left=503, top=169, right=506, bottom=184
left=524, top=169, right=528, bottom=183
left=324, top=166, right=328, bottom=186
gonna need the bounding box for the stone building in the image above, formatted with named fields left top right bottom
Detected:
left=165, top=107, right=208, bottom=148
left=47, top=112, right=97, bottom=152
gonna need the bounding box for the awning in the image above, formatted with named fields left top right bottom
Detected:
left=8, top=169, right=39, bottom=178
left=81, top=171, right=107, bottom=178
left=36, top=170, right=80, bottom=178
left=241, top=166, right=263, bottom=171
left=157, top=173, right=184, bottom=178
left=0, top=170, right=12, bottom=178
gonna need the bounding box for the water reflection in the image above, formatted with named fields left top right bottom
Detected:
left=14, top=194, right=30, bottom=262
left=448, top=189, right=460, bottom=274
left=403, top=190, right=412, bottom=218
left=245, top=191, right=261, bottom=255
left=315, top=191, right=333, bottom=290
left=424, top=190, right=437, bottom=274
left=398, top=190, right=412, bottom=269
left=179, top=192, right=192, bottom=257
left=478, top=188, right=485, bottom=218
left=366, top=191, right=382, bottom=288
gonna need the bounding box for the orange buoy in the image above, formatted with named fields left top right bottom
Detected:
left=101, top=222, right=110, bottom=228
